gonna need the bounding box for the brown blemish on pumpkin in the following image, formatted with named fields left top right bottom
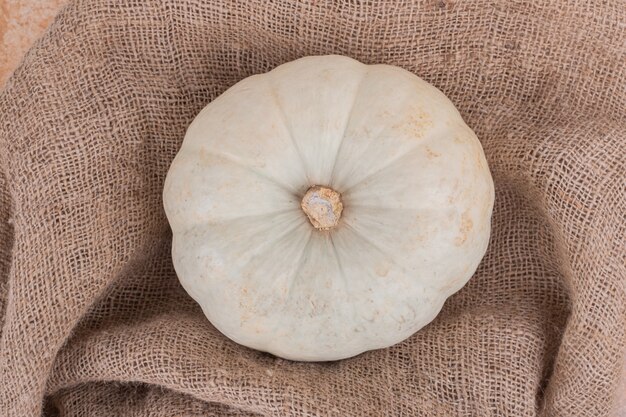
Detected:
left=479, top=188, right=494, bottom=230
left=474, top=148, right=486, bottom=170
left=447, top=180, right=461, bottom=204
left=387, top=107, right=433, bottom=139
left=239, top=286, right=253, bottom=324
left=375, top=263, right=389, bottom=277
left=454, top=211, right=474, bottom=246
left=425, top=146, right=441, bottom=159
left=441, top=277, right=460, bottom=293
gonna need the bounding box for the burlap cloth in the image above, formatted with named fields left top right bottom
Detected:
left=1, top=0, right=624, bottom=415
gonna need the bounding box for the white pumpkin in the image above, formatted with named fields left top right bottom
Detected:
left=163, top=55, right=494, bottom=361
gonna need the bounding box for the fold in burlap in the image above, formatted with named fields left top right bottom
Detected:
left=1, top=0, right=624, bottom=416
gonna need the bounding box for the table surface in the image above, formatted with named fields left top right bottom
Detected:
left=0, top=0, right=624, bottom=414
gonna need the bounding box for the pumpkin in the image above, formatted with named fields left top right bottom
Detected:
left=163, top=55, right=494, bottom=361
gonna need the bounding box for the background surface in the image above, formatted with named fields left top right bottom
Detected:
left=1, top=0, right=624, bottom=415
left=0, top=0, right=65, bottom=86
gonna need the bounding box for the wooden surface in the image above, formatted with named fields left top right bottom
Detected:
left=0, top=0, right=66, bottom=86
left=0, top=1, right=624, bottom=415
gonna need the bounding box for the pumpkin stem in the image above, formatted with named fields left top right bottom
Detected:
left=301, top=186, right=343, bottom=230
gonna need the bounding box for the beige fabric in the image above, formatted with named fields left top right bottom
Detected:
left=1, top=0, right=625, bottom=415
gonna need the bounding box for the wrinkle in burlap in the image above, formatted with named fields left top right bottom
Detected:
left=1, top=0, right=625, bottom=416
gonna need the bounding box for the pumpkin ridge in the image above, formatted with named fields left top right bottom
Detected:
left=328, top=67, right=369, bottom=186
left=341, top=126, right=448, bottom=192
left=264, top=75, right=311, bottom=185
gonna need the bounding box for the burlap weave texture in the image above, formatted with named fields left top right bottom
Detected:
left=0, top=0, right=624, bottom=416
